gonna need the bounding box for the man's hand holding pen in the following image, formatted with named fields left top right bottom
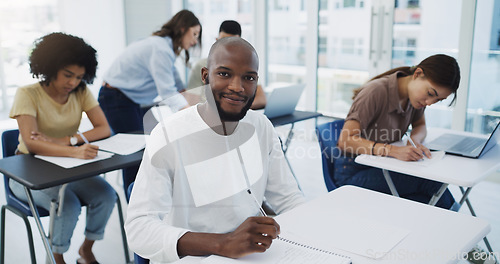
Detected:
left=217, top=216, right=280, bottom=258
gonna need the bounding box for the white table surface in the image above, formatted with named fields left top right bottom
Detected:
left=355, top=128, right=500, bottom=187
left=173, top=186, right=490, bottom=264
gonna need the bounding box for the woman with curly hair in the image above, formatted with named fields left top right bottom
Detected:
left=9, top=32, right=115, bottom=264
left=99, top=9, right=202, bottom=194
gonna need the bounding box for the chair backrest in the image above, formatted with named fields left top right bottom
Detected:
left=2, top=129, right=21, bottom=203
left=2, top=129, right=20, bottom=200
left=315, top=119, right=344, bottom=192
left=1, top=129, right=19, bottom=158
left=1, top=129, right=49, bottom=216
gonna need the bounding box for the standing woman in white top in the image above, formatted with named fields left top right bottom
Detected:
left=9, top=32, right=116, bottom=264
left=98, top=9, right=202, bottom=194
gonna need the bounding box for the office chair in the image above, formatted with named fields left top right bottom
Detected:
left=127, top=182, right=150, bottom=264
left=315, top=119, right=345, bottom=192
left=0, top=129, right=131, bottom=264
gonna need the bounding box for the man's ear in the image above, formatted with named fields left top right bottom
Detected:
left=201, top=67, right=209, bottom=84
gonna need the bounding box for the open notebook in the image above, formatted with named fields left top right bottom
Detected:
left=202, top=233, right=351, bottom=264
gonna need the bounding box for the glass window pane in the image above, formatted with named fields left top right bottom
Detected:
left=185, top=0, right=254, bottom=76
left=267, top=0, right=307, bottom=88
left=466, top=0, right=500, bottom=134
left=316, top=0, right=371, bottom=117
left=392, top=0, right=461, bottom=129
left=0, top=0, right=59, bottom=111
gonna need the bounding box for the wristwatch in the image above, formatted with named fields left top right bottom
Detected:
left=70, top=136, right=78, bottom=146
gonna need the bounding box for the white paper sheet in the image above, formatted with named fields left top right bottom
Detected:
left=35, top=151, right=114, bottom=168
left=363, top=150, right=445, bottom=167
left=91, top=133, right=147, bottom=155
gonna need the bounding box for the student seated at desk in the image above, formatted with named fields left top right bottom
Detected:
left=125, top=37, right=305, bottom=263
left=336, top=54, right=461, bottom=210
left=9, top=32, right=116, bottom=264
left=186, top=20, right=267, bottom=110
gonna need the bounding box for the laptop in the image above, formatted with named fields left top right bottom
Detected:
left=425, top=121, right=500, bottom=158
left=262, top=84, right=305, bottom=119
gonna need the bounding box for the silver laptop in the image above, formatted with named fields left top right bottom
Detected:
left=425, top=121, right=500, bottom=158
left=263, top=84, right=305, bottom=119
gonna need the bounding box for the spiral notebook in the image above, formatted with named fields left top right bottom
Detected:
left=202, top=232, right=351, bottom=264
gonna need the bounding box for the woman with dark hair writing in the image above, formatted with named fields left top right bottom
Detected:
left=10, top=32, right=115, bottom=264
left=336, top=54, right=461, bottom=210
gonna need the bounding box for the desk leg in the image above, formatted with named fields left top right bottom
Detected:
left=459, top=187, right=473, bottom=209
left=24, top=187, right=56, bottom=264
left=459, top=187, right=494, bottom=253
left=382, top=169, right=399, bottom=197
left=282, top=123, right=295, bottom=154
left=428, top=183, right=448, bottom=206
left=279, top=124, right=302, bottom=191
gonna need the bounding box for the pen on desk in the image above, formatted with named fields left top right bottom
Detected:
left=77, top=130, right=90, bottom=145
left=247, top=189, right=268, bottom=217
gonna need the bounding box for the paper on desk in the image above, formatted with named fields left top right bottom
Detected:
left=91, top=133, right=147, bottom=155
left=202, top=231, right=351, bottom=264
left=364, top=150, right=445, bottom=167
left=277, top=218, right=410, bottom=259
left=35, top=151, right=114, bottom=169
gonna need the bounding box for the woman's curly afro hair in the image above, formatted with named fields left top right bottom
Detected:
left=29, top=32, right=97, bottom=90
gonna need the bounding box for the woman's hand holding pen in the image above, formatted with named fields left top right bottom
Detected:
left=217, top=216, right=280, bottom=258
left=71, top=144, right=99, bottom=159
left=391, top=144, right=431, bottom=161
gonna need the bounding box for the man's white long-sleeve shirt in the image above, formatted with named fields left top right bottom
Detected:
left=125, top=105, right=305, bottom=263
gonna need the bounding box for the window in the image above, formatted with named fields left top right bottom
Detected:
left=267, top=0, right=307, bottom=88
left=406, top=38, right=416, bottom=57
left=341, top=38, right=355, bottom=54
left=238, top=0, right=252, bottom=13
left=466, top=0, right=500, bottom=134
left=343, top=0, right=356, bottom=8
left=271, top=0, right=289, bottom=11
left=185, top=0, right=254, bottom=62
left=319, top=37, right=328, bottom=54
left=0, top=0, right=59, bottom=111
left=320, top=0, right=329, bottom=10
left=392, top=0, right=461, bottom=129
left=316, top=0, right=371, bottom=117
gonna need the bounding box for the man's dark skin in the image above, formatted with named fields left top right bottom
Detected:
left=176, top=37, right=280, bottom=258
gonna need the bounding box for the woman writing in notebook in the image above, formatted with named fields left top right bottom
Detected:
left=9, top=32, right=115, bottom=264
left=336, top=54, right=461, bottom=210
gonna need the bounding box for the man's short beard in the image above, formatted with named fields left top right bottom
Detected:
left=215, top=93, right=255, bottom=122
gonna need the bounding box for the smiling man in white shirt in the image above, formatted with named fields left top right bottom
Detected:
left=125, top=37, right=305, bottom=263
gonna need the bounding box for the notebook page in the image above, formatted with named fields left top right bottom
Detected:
left=202, top=232, right=351, bottom=264
left=91, top=133, right=147, bottom=155
left=362, top=150, right=445, bottom=167
left=35, top=150, right=114, bottom=168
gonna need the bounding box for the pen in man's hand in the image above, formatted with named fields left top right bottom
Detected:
left=77, top=130, right=90, bottom=145
left=247, top=189, right=268, bottom=217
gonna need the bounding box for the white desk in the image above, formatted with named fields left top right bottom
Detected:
left=354, top=128, right=500, bottom=252
left=173, top=186, right=490, bottom=264
left=355, top=130, right=499, bottom=189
